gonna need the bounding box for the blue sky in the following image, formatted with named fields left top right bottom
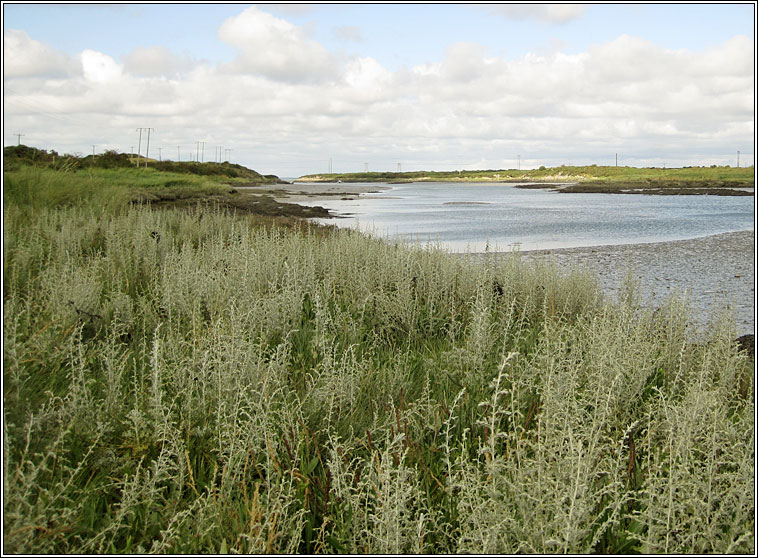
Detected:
left=3, top=2, right=755, bottom=175
left=6, top=3, right=753, bottom=68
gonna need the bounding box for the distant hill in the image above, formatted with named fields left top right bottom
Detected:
left=3, top=145, right=284, bottom=184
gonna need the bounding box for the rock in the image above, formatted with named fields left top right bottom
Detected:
left=735, top=334, right=754, bottom=358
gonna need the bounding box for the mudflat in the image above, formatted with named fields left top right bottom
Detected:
left=235, top=182, right=391, bottom=203
left=493, top=231, right=755, bottom=336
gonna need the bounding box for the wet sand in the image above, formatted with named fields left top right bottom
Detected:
left=470, top=231, right=755, bottom=336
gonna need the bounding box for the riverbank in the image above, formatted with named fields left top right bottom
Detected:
left=5, top=164, right=754, bottom=554
left=464, top=230, right=755, bottom=336
left=516, top=181, right=754, bottom=196
left=294, top=164, right=755, bottom=195
left=235, top=182, right=390, bottom=203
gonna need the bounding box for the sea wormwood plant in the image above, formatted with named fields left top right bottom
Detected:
left=3, top=201, right=753, bottom=554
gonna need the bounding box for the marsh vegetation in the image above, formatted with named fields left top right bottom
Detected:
left=3, top=158, right=754, bottom=553
left=298, top=164, right=755, bottom=196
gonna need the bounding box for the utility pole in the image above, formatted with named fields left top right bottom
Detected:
left=397, top=162, right=401, bottom=172
left=737, top=150, right=740, bottom=168
left=196, top=141, right=205, bottom=163
left=225, top=148, right=231, bottom=161
left=136, top=129, right=143, bottom=167
left=329, top=157, right=333, bottom=174
left=158, top=147, right=162, bottom=162
left=145, top=128, right=153, bottom=163
left=615, top=153, right=618, bottom=167
left=364, top=162, right=368, bottom=172
left=135, top=127, right=153, bottom=167
left=92, top=145, right=96, bottom=156
left=14, top=132, right=24, bottom=145
left=177, top=146, right=181, bottom=161
left=517, top=155, right=521, bottom=171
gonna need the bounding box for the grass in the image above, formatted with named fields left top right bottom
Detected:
left=297, top=165, right=755, bottom=194
left=2, top=163, right=754, bottom=554
left=3, top=166, right=330, bottom=219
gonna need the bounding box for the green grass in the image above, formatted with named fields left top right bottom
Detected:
left=3, top=145, right=282, bottom=184
left=2, top=166, right=332, bottom=220
left=298, top=164, right=755, bottom=187
left=3, top=165, right=754, bottom=554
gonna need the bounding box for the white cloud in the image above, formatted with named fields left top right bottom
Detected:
left=483, top=4, right=587, bottom=24
left=3, top=29, right=76, bottom=78
left=122, top=45, right=192, bottom=77
left=344, top=56, right=391, bottom=91
left=217, top=6, right=336, bottom=82
left=80, top=50, right=122, bottom=83
left=3, top=10, right=753, bottom=173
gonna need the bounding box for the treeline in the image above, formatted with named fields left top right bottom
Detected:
left=3, top=145, right=283, bottom=183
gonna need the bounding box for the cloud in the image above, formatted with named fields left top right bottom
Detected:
left=217, top=6, right=336, bottom=82
left=333, top=25, right=363, bottom=42
left=3, top=29, right=76, bottom=78
left=3, top=9, right=753, bottom=173
left=483, top=4, right=586, bottom=24
left=80, top=50, right=123, bottom=83
left=122, top=45, right=193, bottom=77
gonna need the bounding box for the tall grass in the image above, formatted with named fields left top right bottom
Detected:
left=2, top=166, right=240, bottom=213
left=3, top=194, right=753, bottom=552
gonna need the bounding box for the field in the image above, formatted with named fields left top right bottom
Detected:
left=3, top=159, right=754, bottom=553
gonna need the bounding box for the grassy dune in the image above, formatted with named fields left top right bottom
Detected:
left=3, top=164, right=754, bottom=553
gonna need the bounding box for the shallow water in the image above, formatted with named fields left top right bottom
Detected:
left=304, top=182, right=755, bottom=252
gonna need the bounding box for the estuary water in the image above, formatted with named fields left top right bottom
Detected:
left=302, top=182, right=755, bottom=252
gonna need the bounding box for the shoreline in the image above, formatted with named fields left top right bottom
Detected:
left=290, top=177, right=754, bottom=196
left=466, top=230, right=755, bottom=336
left=239, top=183, right=754, bottom=334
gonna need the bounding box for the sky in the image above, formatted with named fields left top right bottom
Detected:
left=3, top=2, right=756, bottom=177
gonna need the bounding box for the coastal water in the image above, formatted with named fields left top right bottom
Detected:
left=302, top=182, right=755, bottom=252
